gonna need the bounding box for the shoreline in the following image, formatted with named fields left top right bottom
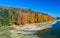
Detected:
left=13, top=20, right=57, bottom=30
left=12, top=20, right=57, bottom=35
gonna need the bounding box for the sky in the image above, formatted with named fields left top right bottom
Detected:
left=0, top=0, right=60, bottom=17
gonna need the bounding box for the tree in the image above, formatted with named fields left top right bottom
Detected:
left=0, top=8, right=9, bottom=26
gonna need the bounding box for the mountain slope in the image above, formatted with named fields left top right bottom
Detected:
left=0, top=6, right=55, bottom=25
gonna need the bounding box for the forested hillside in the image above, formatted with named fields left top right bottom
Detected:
left=0, top=6, right=55, bottom=26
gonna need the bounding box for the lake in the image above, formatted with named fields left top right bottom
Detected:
left=38, top=21, right=60, bottom=38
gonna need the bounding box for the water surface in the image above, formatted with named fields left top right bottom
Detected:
left=38, top=21, right=60, bottom=38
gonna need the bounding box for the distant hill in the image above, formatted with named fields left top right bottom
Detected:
left=56, top=17, right=60, bottom=20
left=0, top=6, right=55, bottom=25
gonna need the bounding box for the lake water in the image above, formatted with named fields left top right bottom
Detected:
left=38, top=21, right=60, bottom=38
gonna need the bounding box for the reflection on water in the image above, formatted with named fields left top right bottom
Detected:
left=38, top=21, right=60, bottom=38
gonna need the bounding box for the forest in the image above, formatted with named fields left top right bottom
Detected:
left=0, top=6, right=55, bottom=26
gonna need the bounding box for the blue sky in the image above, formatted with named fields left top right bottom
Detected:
left=0, top=0, right=60, bottom=17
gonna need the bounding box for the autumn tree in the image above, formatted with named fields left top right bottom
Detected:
left=21, top=13, right=27, bottom=25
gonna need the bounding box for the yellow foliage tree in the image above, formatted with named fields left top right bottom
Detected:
left=21, top=13, right=27, bottom=25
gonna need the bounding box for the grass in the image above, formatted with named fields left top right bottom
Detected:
left=0, top=26, right=13, bottom=38
left=0, top=26, right=14, bottom=38
left=12, top=34, right=37, bottom=38
left=0, top=30, right=11, bottom=38
left=0, top=26, right=39, bottom=38
left=0, top=25, right=51, bottom=38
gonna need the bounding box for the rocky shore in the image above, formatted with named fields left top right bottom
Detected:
left=10, top=21, right=56, bottom=35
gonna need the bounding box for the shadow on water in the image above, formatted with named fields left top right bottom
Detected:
left=37, top=21, right=60, bottom=38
